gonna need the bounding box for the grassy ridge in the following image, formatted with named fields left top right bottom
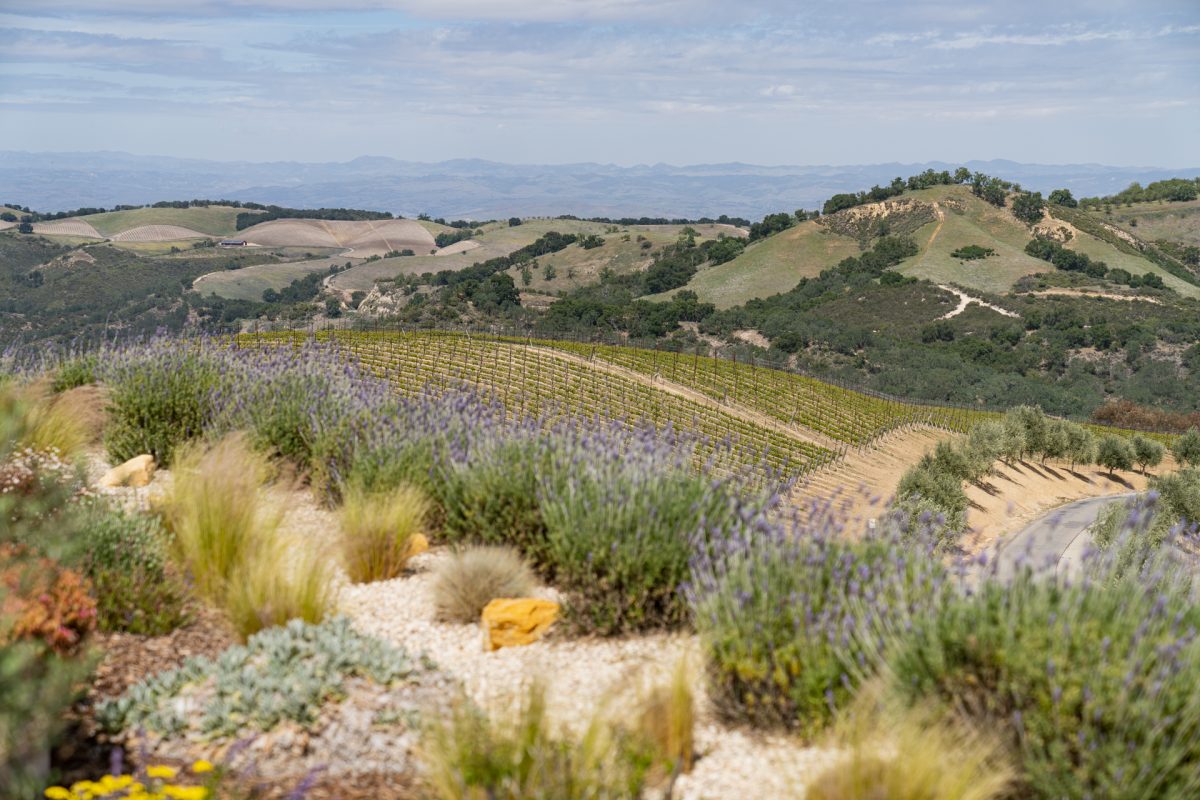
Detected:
left=81, top=206, right=253, bottom=237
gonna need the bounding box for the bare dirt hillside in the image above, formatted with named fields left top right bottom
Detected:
left=962, top=457, right=1175, bottom=552
left=794, top=426, right=961, bottom=529
left=239, top=219, right=436, bottom=258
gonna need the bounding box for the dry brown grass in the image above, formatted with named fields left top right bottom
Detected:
left=339, top=483, right=431, bottom=583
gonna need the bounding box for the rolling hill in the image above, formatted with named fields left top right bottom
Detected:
left=661, top=184, right=1200, bottom=307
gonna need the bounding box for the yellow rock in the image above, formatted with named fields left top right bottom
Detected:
left=99, top=454, right=156, bottom=489
left=406, top=533, right=430, bottom=559
left=481, top=598, right=559, bottom=651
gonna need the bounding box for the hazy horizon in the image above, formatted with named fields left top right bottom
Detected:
left=1, top=1, right=1197, bottom=167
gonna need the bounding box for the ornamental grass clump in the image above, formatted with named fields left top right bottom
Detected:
left=885, top=555, right=1200, bottom=799
left=431, top=546, right=537, bottom=623
left=164, top=434, right=277, bottom=602
left=805, top=685, right=1013, bottom=800
left=164, top=433, right=330, bottom=638
left=338, top=481, right=431, bottom=583
left=422, top=683, right=654, bottom=800
left=686, top=502, right=947, bottom=733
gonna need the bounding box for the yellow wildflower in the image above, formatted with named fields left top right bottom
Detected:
left=190, top=759, right=215, bottom=773
left=147, top=765, right=178, bottom=779
left=163, top=786, right=208, bottom=800
left=44, top=789, right=71, bottom=800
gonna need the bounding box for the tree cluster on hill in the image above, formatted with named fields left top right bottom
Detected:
left=894, top=405, right=1163, bottom=542
left=1025, top=238, right=1165, bottom=290
left=1081, top=177, right=1200, bottom=207
left=434, top=228, right=477, bottom=248
left=552, top=214, right=753, bottom=227
left=234, top=206, right=395, bottom=230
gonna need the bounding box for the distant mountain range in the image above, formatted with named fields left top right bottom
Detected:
left=2, top=151, right=1197, bottom=219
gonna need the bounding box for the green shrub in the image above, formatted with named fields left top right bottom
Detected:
left=541, top=468, right=744, bottom=634
left=885, top=567, right=1200, bottom=799
left=338, top=482, right=430, bottom=583
left=422, top=683, right=654, bottom=800
left=225, top=533, right=332, bottom=640
left=688, top=515, right=947, bottom=733
left=97, top=617, right=417, bottom=738
left=438, top=435, right=551, bottom=562
left=51, top=355, right=98, bottom=393
left=431, top=546, right=537, bottom=623
left=102, top=346, right=224, bottom=465
left=77, top=502, right=190, bottom=635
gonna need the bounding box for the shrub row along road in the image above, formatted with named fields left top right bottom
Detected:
left=987, top=492, right=1137, bottom=582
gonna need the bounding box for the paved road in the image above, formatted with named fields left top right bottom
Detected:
left=985, top=492, right=1137, bottom=582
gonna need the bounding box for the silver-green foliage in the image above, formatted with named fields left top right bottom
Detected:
left=97, top=617, right=422, bottom=738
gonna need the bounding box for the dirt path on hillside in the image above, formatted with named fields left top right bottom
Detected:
left=1030, top=288, right=1161, bottom=304
left=937, top=284, right=1020, bottom=319
left=927, top=203, right=946, bottom=244
left=525, top=343, right=843, bottom=451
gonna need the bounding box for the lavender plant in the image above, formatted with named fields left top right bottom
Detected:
left=886, top=559, right=1200, bottom=799
left=539, top=421, right=782, bottom=634
left=97, top=340, right=226, bottom=465
left=686, top=501, right=948, bottom=733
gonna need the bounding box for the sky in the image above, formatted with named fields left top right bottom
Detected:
left=0, top=0, right=1197, bottom=167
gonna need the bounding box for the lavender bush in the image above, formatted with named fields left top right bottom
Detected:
left=98, top=340, right=227, bottom=465
left=537, top=421, right=782, bottom=634
left=887, top=557, right=1200, bottom=799
left=437, top=425, right=555, bottom=563
left=686, top=501, right=948, bottom=733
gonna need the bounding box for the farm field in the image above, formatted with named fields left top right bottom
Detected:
left=193, top=255, right=347, bottom=301
left=239, top=218, right=435, bottom=258
left=301, top=330, right=839, bottom=475
left=83, top=205, right=252, bottom=237
left=327, top=218, right=614, bottom=292
left=31, top=218, right=104, bottom=238
left=241, top=330, right=1008, bottom=472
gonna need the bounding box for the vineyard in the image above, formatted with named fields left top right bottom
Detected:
left=528, top=338, right=995, bottom=445
left=236, top=330, right=1015, bottom=479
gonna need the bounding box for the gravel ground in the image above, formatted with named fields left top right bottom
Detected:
left=338, top=548, right=836, bottom=800
left=89, top=456, right=835, bottom=799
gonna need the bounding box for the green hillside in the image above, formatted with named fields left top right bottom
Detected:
left=82, top=205, right=254, bottom=236
left=507, top=223, right=740, bottom=294
left=668, top=184, right=1200, bottom=305
left=1095, top=198, right=1200, bottom=245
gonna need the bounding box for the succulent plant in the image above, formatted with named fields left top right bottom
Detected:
left=98, top=617, right=427, bottom=739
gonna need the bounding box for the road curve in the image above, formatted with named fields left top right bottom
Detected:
left=986, top=492, right=1137, bottom=582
